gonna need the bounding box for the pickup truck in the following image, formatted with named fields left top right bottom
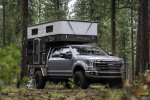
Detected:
left=26, top=20, right=125, bottom=89
left=33, top=44, right=124, bottom=89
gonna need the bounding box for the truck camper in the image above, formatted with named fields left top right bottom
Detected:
left=27, top=20, right=125, bottom=89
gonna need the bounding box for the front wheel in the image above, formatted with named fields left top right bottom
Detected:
left=74, top=71, right=89, bottom=89
left=35, top=70, right=46, bottom=89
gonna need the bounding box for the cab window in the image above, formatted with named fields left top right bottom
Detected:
left=61, top=47, right=71, bottom=54
left=51, top=47, right=71, bottom=58
left=51, top=47, right=61, bottom=58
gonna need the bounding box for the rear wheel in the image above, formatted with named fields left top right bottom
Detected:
left=35, top=70, right=46, bottom=89
left=74, top=71, right=89, bottom=89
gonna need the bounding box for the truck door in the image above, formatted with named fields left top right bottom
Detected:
left=48, top=47, right=72, bottom=76
left=33, top=38, right=40, bottom=64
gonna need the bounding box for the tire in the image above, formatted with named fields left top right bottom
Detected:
left=35, top=70, right=46, bottom=89
left=74, top=71, right=89, bottom=89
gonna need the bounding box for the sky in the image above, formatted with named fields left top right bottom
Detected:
left=68, top=0, right=76, bottom=18
left=0, top=5, right=2, bottom=9
left=68, top=0, right=76, bottom=8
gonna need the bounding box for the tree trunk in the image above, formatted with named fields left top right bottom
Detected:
left=90, top=0, right=94, bottom=20
left=136, top=2, right=141, bottom=75
left=149, top=1, right=150, bottom=68
left=111, top=0, right=116, bottom=55
left=56, top=0, right=60, bottom=19
left=130, top=0, right=135, bottom=79
left=140, top=0, right=149, bottom=71
left=38, top=0, right=41, bottom=23
left=136, top=0, right=149, bottom=74
left=21, top=0, right=28, bottom=79
left=2, top=1, right=6, bottom=47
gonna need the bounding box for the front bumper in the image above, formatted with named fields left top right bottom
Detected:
left=85, top=70, right=123, bottom=78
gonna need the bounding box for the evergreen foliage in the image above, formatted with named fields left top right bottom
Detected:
left=0, top=44, right=20, bottom=86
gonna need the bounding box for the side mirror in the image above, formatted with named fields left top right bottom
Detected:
left=66, top=52, right=72, bottom=59
left=108, top=52, right=113, bottom=56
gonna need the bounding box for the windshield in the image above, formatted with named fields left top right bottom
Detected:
left=71, top=45, right=107, bottom=56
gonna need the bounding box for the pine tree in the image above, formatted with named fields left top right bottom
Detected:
left=21, top=0, right=28, bottom=80
left=136, top=0, right=149, bottom=74
left=111, top=0, right=116, bottom=55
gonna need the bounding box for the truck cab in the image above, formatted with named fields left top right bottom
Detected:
left=26, top=20, right=126, bottom=89
left=47, top=45, right=124, bottom=89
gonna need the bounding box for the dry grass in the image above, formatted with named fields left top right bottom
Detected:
left=0, top=84, right=123, bottom=100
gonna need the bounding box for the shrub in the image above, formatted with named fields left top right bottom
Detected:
left=0, top=44, right=20, bottom=87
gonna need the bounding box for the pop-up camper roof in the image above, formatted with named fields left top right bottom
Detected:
left=27, top=20, right=97, bottom=43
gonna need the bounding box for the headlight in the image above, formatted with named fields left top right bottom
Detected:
left=87, top=60, right=94, bottom=67
left=120, top=58, right=124, bottom=64
left=120, top=59, right=125, bottom=71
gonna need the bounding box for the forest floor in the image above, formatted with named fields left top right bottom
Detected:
left=0, top=84, right=123, bottom=100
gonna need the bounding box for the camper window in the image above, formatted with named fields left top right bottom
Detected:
left=46, top=25, right=53, bottom=33
left=32, top=28, right=38, bottom=35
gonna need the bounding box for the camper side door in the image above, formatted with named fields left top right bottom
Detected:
left=33, top=39, right=40, bottom=64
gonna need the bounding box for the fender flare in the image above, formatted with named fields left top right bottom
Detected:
left=72, top=61, right=88, bottom=75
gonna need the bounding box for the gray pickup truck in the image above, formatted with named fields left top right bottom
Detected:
left=27, top=20, right=125, bottom=89
left=34, top=44, right=125, bottom=89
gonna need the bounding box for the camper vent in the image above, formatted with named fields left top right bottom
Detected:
left=32, top=28, right=38, bottom=35
left=46, top=25, right=53, bottom=33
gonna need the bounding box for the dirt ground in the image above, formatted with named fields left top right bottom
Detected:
left=0, top=84, right=123, bottom=100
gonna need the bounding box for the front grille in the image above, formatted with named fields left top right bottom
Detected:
left=94, top=61, right=122, bottom=71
